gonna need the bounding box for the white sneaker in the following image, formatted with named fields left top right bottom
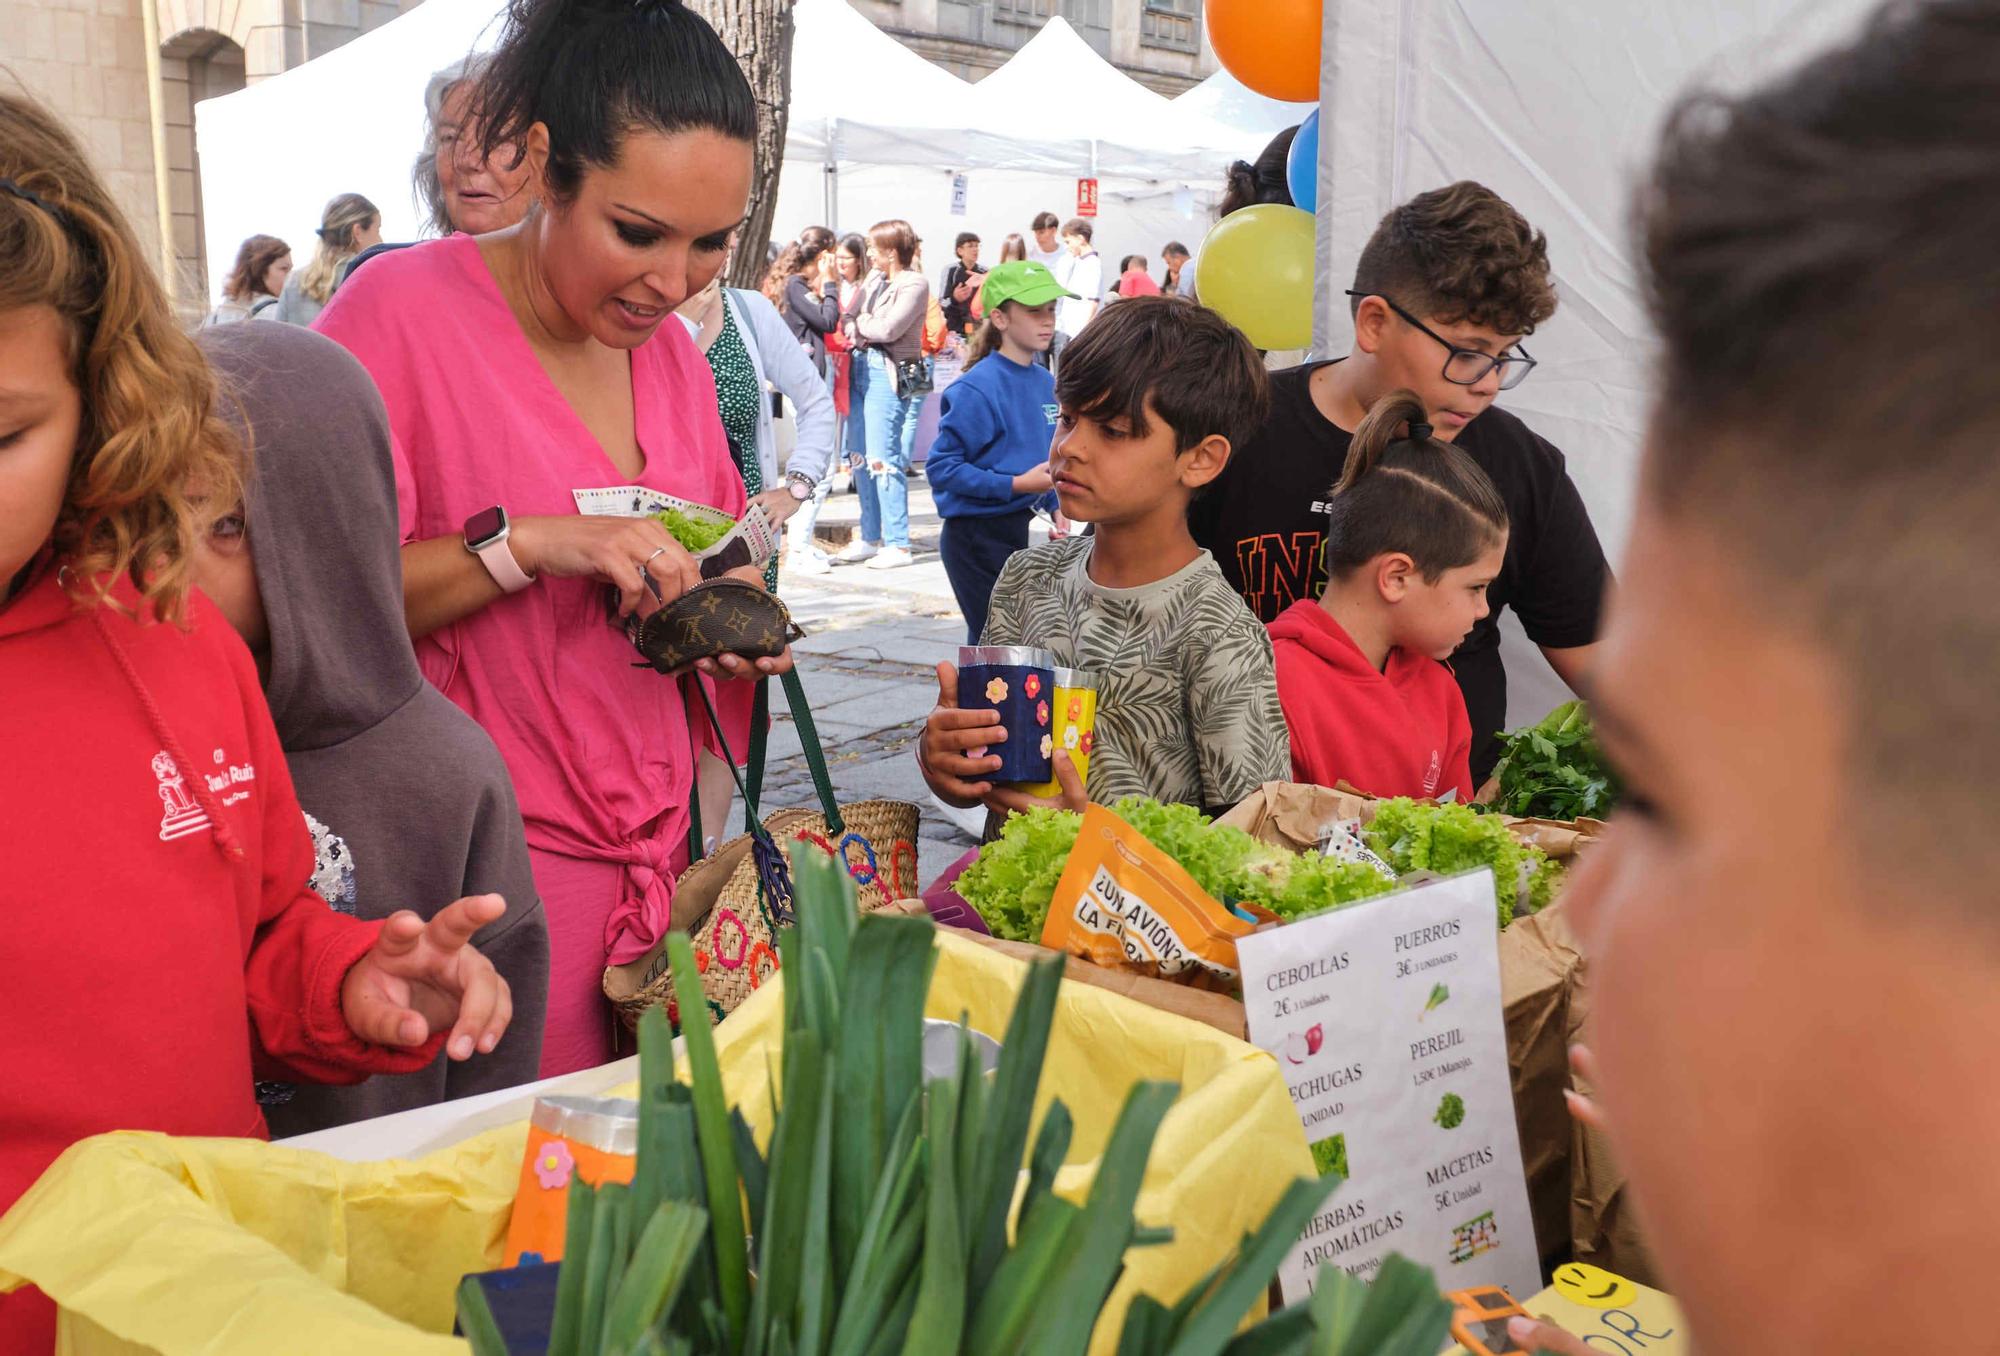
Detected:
left=865, top=546, right=914, bottom=570
left=833, top=539, right=879, bottom=564
left=789, top=550, right=832, bottom=576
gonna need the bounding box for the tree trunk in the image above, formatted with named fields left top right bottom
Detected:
left=686, top=0, right=797, bottom=291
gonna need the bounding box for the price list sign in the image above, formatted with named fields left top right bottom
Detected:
left=1236, top=870, right=1541, bottom=1305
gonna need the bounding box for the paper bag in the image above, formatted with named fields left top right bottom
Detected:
left=1498, top=902, right=1586, bottom=1271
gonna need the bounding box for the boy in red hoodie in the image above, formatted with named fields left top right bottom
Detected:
left=1269, top=389, right=1509, bottom=802
left=0, top=98, right=514, bottom=1354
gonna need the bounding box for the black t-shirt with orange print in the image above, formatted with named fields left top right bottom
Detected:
left=1191, top=360, right=1610, bottom=780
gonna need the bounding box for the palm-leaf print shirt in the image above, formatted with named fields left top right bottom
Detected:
left=981, top=536, right=1290, bottom=811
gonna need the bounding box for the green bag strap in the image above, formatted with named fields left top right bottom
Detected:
left=685, top=667, right=845, bottom=862
left=774, top=667, right=845, bottom=836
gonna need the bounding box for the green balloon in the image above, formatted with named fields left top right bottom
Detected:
left=1196, top=204, right=1316, bottom=350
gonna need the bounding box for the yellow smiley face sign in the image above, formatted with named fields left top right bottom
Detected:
left=1551, top=1263, right=1638, bottom=1309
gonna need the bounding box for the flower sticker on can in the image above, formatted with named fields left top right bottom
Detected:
left=959, top=646, right=1057, bottom=782
left=1080, top=731, right=1095, bottom=754
left=1040, top=734, right=1053, bottom=758
left=534, top=1137, right=576, bottom=1190
left=1020, top=667, right=1098, bottom=799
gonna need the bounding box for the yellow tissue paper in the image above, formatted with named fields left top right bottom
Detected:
left=0, top=930, right=1312, bottom=1355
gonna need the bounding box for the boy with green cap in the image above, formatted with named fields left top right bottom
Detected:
left=925, top=258, right=1075, bottom=643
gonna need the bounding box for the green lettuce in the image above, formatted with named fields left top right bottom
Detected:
left=954, top=797, right=1396, bottom=942
left=651, top=506, right=734, bottom=553
left=1364, top=799, right=1527, bottom=927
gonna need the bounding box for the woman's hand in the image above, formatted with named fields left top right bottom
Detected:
left=689, top=563, right=795, bottom=682
left=508, top=514, right=700, bottom=619
left=752, top=487, right=802, bottom=525
left=341, top=895, right=513, bottom=1061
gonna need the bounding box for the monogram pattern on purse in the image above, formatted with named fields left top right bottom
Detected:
left=631, top=579, right=801, bottom=674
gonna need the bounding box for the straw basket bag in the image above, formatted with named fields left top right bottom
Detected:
left=605, top=669, right=920, bottom=1030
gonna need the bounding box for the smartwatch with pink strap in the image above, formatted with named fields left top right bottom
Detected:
left=463, top=505, right=535, bottom=594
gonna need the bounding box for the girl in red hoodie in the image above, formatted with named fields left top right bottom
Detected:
left=0, top=96, right=515, bottom=1353
left=1268, top=389, right=1509, bottom=802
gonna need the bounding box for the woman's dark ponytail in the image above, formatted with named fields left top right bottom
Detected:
left=1220, top=160, right=1259, bottom=218
left=1325, top=389, right=1510, bottom=581
left=477, top=0, right=755, bottom=203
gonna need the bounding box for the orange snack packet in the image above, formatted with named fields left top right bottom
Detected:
left=1038, top=803, right=1262, bottom=990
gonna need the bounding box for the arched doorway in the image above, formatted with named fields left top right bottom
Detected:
left=159, top=28, right=246, bottom=309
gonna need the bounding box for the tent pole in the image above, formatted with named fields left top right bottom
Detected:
left=1312, top=0, right=1338, bottom=358
left=823, top=117, right=838, bottom=229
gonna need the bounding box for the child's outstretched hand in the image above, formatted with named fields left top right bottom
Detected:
left=919, top=662, right=1004, bottom=809
left=983, top=749, right=1087, bottom=817
left=341, top=894, right=514, bottom=1061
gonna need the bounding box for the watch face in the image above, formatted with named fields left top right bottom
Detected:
left=789, top=480, right=812, bottom=500
left=464, top=506, right=506, bottom=547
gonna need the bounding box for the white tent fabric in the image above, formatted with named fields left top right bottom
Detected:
left=1308, top=0, right=1877, bottom=722
left=1173, top=68, right=1314, bottom=144
left=957, top=17, right=1241, bottom=181
left=193, top=0, right=1231, bottom=300
left=1313, top=0, right=1879, bottom=558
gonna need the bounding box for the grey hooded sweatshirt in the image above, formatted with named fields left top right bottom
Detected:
left=197, top=321, right=549, bottom=1134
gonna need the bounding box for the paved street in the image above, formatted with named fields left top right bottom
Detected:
left=722, top=475, right=1052, bottom=890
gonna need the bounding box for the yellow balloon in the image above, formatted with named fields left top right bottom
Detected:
left=1196, top=204, right=1316, bottom=351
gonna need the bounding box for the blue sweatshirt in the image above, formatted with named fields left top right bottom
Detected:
left=926, top=350, right=1061, bottom=519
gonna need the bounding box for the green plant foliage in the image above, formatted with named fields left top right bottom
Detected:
left=464, top=843, right=1451, bottom=1355
left=1487, top=700, right=1620, bottom=822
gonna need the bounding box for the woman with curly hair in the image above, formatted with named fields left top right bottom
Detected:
left=0, top=93, right=514, bottom=1351
left=202, top=232, right=291, bottom=325
left=1191, top=181, right=1611, bottom=783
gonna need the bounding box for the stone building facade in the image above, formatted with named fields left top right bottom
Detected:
left=844, top=0, right=1216, bottom=94
left=2, top=0, right=413, bottom=314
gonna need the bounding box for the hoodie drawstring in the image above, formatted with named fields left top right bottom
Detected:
left=92, top=610, right=247, bottom=863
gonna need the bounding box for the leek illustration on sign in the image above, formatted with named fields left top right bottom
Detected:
left=1235, top=870, right=1541, bottom=1305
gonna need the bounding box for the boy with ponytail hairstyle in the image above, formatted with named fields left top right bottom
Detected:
left=1270, top=390, right=1508, bottom=801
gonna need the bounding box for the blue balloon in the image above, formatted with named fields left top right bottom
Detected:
left=1286, top=109, right=1320, bottom=214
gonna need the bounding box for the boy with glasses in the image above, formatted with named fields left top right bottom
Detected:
left=1191, top=181, right=1609, bottom=779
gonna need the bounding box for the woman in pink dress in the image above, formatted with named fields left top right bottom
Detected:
left=316, top=0, right=785, bottom=1075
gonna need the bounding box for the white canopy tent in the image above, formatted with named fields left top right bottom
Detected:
left=193, top=0, right=1242, bottom=304
left=1173, top=68, right=1314, bottom=145
left=1306, top=0, right=1877, bottom=720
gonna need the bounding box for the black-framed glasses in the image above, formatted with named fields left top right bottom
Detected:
left=1345, top=290, right=1538, bottom=390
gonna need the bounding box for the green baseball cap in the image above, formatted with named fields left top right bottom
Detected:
left=979, top=260, right=1077, bottom=312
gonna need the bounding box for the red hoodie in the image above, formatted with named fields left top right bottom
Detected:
left=0, top=565, right=443, bottom=1352
left=1268, top=600, right=1474, bottom=803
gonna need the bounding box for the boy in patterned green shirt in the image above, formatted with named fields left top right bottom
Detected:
left=918, top=296, right=1291, bottom=818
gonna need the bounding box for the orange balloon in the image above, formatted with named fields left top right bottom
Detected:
left=1207, top=0, right=1323, bottom=104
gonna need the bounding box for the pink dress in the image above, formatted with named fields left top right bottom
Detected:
left=316, top=235, right=746, bottom=1075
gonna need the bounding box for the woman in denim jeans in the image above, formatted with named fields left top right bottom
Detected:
left=839, top=218, right=931, bottom=570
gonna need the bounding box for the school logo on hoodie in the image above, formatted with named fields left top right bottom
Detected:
left=152, top=751, right=210, bottom=842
